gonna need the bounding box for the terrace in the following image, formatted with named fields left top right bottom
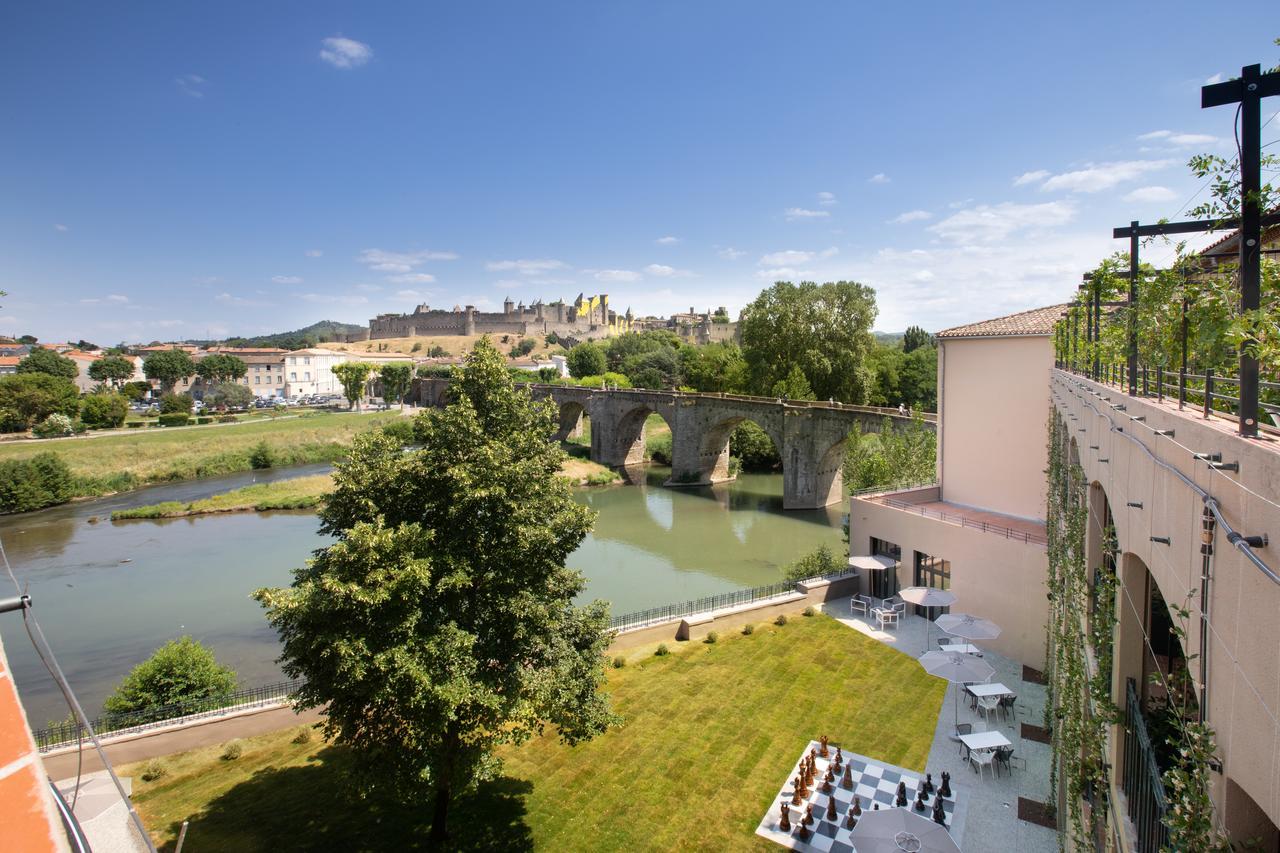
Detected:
left=858, top=486, right=1048, bottom=547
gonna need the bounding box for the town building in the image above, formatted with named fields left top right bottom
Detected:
left=633, top=306, right=740, bottom=345
left=282, top=347, right=347, bottom=397
left=367, top=293, right=631, bottom=341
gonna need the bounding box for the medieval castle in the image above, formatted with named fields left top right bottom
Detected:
left=367, top=293, right=631, bottom=341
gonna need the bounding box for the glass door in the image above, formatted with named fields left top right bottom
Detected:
left=912, top=551, right=951, bottom=617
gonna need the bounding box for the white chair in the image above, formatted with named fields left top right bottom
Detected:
left=977, top=695, right=1001, bottom=725
left=970, top=748, right=997, bottom=780
left=850, top=596, right=869, bottom=617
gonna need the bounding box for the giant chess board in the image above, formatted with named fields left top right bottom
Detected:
left=754, top=740, right=968, bottom=851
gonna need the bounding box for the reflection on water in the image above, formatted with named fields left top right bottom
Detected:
left=0, top=464, right=843, bottom=725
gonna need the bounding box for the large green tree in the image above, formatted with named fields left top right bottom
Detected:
left=0, top=374, right=80, bottom=431
left=195, top=353, right=248, bottom=384
left=378, top=363, right=413, bottom=409
left=17, top=347, right=79, bottom=381
left=255, top=338, right=615, bottom=841
left=143, top=349, right=196, bottom=395
left=902, top=325, right=934, bottom=353
left=104, top=636, right=238, bottom=718
left=87, top=355, right=136, bottom=388
left=332, top=361, right=373, bottom=410
left=740, top=280, right=878, bottom=403
left=566, top=342, right=606, bottom=378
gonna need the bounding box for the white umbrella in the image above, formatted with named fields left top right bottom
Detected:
left=848, top=554, right=898, bottom=596
left=847, top=807, right=961, bottom=853
left=898, top=586, right=957, bottom=652
left=918, top=650, right=995, bottom=734
left=935, top=612, right=1001, bottom=642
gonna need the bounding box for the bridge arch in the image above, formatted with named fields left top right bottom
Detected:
left=602, top=403, right=674, bottom=468
left=680, top=414, right=783, bottom=485
left=553, top=400, right=587, bottom=442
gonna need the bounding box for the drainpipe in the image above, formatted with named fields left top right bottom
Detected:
left=1199, top=507, right=1214, bottom=723
left=936, top=342, right=945, bottom=494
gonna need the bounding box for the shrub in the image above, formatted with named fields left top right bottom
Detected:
left=410, top=342, right=422, bottom=352
left=33, top=413, right=75, bottom=438
left=612, top=655, right=626, bottom=669
left=704, top=631, right=718, bottom=644
left=646, top=434, right=672, bottom=465
left=655, top=643, right=669, bottom=656
left=381, top=419, right=415, bottom=445
left=585, top=470, right=619, bottom=486
left=0, top=373, right=80, bottom=431
left=159, top=392, right=192, bottom=414
left=803, top=605, right=817, bottom=617
left=221, top=741, right=243, bottom=761
left=140, top=759, right=167, bottom=782
left=775, top=614, right=788, bottom=626
left=249, top=441, right=274, bottom=469
left=80, top=393, right=129, bottom=430
left=291, top=727, right=312, bottom=745
left=741, top=623, right=755, bottom=635
left=218, top=414, right=237, bottom=423
left=103, top=636, right=237, bottom=718
left=567, top=343, right=607, bottom=378
left=730, top=420, right=780, bottom=470
left=0, top=452, right=74, bottom=513
left=196, top=417, right=213, bottom=425
left=783, top=544, right=843, bottom=583
left=157, top=413, right=190, bottom=427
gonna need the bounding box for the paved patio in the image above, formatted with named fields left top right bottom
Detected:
left=823, top=598, right=1058, bottom=852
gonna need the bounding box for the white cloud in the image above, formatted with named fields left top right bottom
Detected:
left=888, top=210, right=933, bottom=225
left=784, top=207, right=829, bottom=220
left=655, top=235, right=680, bottom=245
left=1123, top=185, right=1178, bottom=204
left=1205, top=72, right=1224, bottom=85
left=1037, top=159, right=1175, bottom=193
left=298, top=292, right=369, bottom=305
left=386, top=273, right=436, bottom=284
left=594, top=269, right=641, bottom=282
left=527, top=277, right=576, bottom=286
left=355, top=283, right=382, bottom=292
left=107, top=294, right=129, bottom=303
left=818, top=191, right=837, bottom=206
left=868, top=173, right=890, bottom=184
left=395, top=289, right=430, bottom=300
left=175, top=74, right=205, bottom=98
left=271, top=275, right=303, bottom=284
left=643, top=264, right=693, bottom=278
left=758, top=247, right=837, bottom=267
left=1137, top=130, right=1217, bottom=147
left=53, top=223, right=68, bottom=232
left=215, top=292, right=271, bottom=307
left=717, top=247, right=746, bottom=260
left=485, top=258, right=568, bottom=275
left=912, top=270, right=936, bottom=282
left=493, top=279, right=524, bottom=289
left=304, top=249, right=323, bottom=258
left=948, top=199, right=973, bottom=209
left=1013, top=170, right=1050, bottom=187
left=756, top=267, right=813, bottom=281
left=78, top=294, right=129, bottom=305
left=928, top=200, right=1076, bottom=243
left=358, top=248, right=457, bottom=274
left=319, top=37, right=373, bottom=69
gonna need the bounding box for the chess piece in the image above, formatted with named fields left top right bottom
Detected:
left=802, top=804, right=814, bottom=827
left=826, top=795, right=837, bottom=822
left=932, top=795, right=947, bottom=826
left=852, top=797, right=862, bottom=817
left=923, top=773, right=935, bottom=796
left=819, top=735, right=830, bottom=758
left=840, top=762, right=853, bottom=790
left=939, top=771, right=952, bottom=799
left=873, top=803, right=880, bottom=811
left=845, top=808, right=857, bottom=830
left=914, top=791, right=926, bottom=812
left=791, top=776, right=803, bottom=806
left=797, top=823, right=811, bottom=842
left=895, top=781, right=908, bottom=808
left=780, top=803, right=791, bottom=832
left=834, top=747, right=843, bottom=770
left=820, top=776, right=832, bottom=795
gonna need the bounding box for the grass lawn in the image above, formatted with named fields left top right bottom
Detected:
left=120, top=614, right=944, bottom=851
left=0, top=411, right=396, bottom=498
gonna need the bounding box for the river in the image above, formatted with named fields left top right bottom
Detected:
left=0, top=464, right=844, bottom=726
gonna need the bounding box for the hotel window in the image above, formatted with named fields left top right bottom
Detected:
left=304, top=372, right=311, bottom=380
left=289, top=357, right=296, bottom=366
left=912, top=551, right=951, bottom=617
left=868, top=537, right=901, bottom=599
left=290, top=372, right=297, bottom=381
left=304, top=357, right=311, bottom=365
left=254, top=376, right=260, bottom=385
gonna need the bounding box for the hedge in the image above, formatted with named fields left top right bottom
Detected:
left=158, top=414, right=190, bottom=427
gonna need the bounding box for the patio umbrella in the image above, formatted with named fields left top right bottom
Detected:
left=847, top=806, right=961, bottom=853
left=918, top=650, right=995, bottom=734
left=935, top=612, right=1001, bottom=642
left=848, top=554, right=897, bottom=596
left=898, top=586, right=957, bottom=652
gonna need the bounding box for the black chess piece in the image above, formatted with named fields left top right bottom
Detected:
left=939, top=771, right=952, bottom=799
left=826, top=796, right=837, bottom=822
left=851, top=797, right=862, bottom=817
left=780, top=803, right=791, bottom=832
left=834, top=747, right=843, bottom=770
left=845, top=808, right=857, bottom=830
left=932, top=795, right=947, bottom=826
left=895, top=781, right=908, bottom=808
left=802, top=804, right=814, bottom=827
left=924, top=773, right=935, bottom=796
left=840, top=761, right=853, bottom=790
left=914, top=791, right=926, bottom=812
left=873, top=802, right=880, bottom=811
left=797, top=823, right=812, bottom=842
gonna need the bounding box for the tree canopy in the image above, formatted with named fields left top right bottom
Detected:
left=195, top=353, right=248, bottom=384
left=255, top=337, right=615, bottom=841
left=104, top=636, right=238, bottom=717
left=88, top=355, right=136, bottom=387
left=0, top=374, right=80, bottom=432
left=378, top=363, right=413, bottom=409
left=566, top=343, right=607, bottom=378
left=17, top=347, right=78, bottom=381
left=740, top=280, right=878, bottom=403
left=332, top=362, right=373, bottom=410
left=143, top=349, right=196, bottom=394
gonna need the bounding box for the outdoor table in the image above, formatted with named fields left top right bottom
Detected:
left=940, top=643, right=982, bottom=655
left=959, top=730, right=1011, bottom=752
left=966, top=682, right=1012, bottom=698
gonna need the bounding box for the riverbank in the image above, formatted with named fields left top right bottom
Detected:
left=0, top=411, right=397, bottom=502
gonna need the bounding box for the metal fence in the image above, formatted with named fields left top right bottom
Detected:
left=872, top=496, right=1048, bottom=546
left=32, top=680, right=304, bottom=753
left=608, top=568, right=858, bottom=633
left=1123, top=678, right=1170, bottom=853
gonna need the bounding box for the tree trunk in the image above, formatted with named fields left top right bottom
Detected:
left=429, top=780, right=450, bottom=843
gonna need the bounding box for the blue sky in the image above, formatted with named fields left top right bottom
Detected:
left=1, top=3, right=1277, bottom=343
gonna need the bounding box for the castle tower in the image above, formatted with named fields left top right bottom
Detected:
left=504, top=296, right=514, bottom=317
left=599, top=294, right=609, bottom=326
left=556, top=302, right=567, bottom=324
left=535, top=300, right=545, bottom=322
left=464, top=305, right=476, bottom=336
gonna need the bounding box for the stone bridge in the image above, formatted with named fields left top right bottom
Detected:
left=412, top=379, right=934, bottom=509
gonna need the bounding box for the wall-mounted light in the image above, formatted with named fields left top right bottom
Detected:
left=1208, top=460, right=1240, bottom=473
left=1127, top=502, right=1143, bottom=509
left=1151, top=536, right=1171, bottom=545
left=1153, top=429, right=1175, bottom=437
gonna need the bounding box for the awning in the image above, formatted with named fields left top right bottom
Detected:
left=847, top=554, right=897, bottom=571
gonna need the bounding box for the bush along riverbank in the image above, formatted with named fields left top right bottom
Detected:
left=111, top=475, right=334, bottom=520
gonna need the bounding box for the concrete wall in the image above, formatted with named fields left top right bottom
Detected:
left=847, top=490, right=1048, bottom=667
left=939, top=334, right=1053, bottom=521
left=1053, top=370, right=1280, bottom=839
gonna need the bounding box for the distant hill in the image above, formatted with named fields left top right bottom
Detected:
left=187, top=320, right=366, bottom=351
left=873, top=331, right=905, bottom=345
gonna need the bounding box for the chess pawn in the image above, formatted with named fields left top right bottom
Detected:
left=780, top=803, right=791, bottom=832
left=840, top=762, right=854, bottom=790
left=932, top=795, right=947, bottom=826
left=923, top=773, right=935, bottom=796
left=797, top=823, right=811, bottom=842
left=914, top=791, right=926, bottom=813
left=819, top=735, right=830, bottom=758
left=802, top=804, right=814, bottom=827
left=852, top=797, right=862, bottom=817
left=826, top=796, right=837, bottom=822
left=834, top=747, right=843, bottom=770
left=845, top=807, right=858, bottom=830
left=939, top=771, right=952, bottom=799
left=820, top=776, right=832, bottom=795
left=873, top=803, right=880, bottom=811
left=895, top=780, right=908, bottom=808
left=791, top=776, right=803, bottom=806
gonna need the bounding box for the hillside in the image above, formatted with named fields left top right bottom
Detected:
left=195, top=320, right=366, bottom=351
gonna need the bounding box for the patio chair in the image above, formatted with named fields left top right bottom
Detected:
left=977, top=695, right=1001, bottom=725
left=970, top=748, right=997, bottom=780
left=994, top=746, right=1025, bottom=776
left=850, top=595, right=869, bottom=617
left=954, top=723, right=972, bottom=756
left=998, top=694, right=1017, bottom=721
left=962, top=683, right=979, bottom=710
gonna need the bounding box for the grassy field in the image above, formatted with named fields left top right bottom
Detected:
left=120, top=614, right=944, bottom=851
left=110, top=474, right=334, bottom=519
left=0, top=411, right=397, bottom=498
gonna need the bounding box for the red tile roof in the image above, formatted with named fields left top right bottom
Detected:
left=936, top=304, right=1068, bottom=339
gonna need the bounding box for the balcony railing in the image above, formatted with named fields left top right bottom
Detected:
left=869, top=496, right=1048, bottom=546
left=1123, top=678, right=1170, bottom=853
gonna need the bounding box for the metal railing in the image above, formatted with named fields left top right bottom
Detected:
left=1123, top=678, right=1170, bottom=853
left=848, top=480, right=938, bottom=499
left=870, top=496, right=1048, bottom=546
left=32, top=680, right=304, bottom=753
left=608, top=568, right=858, bottom=633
